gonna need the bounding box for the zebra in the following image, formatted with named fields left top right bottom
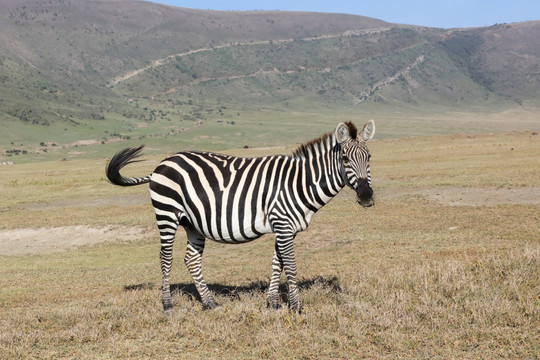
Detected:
left=106, top=120, right=375, bottom=313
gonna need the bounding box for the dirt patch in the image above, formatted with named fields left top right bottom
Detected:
left=21, top=193, right=150, bottom=211
left=379, top=186, right=540, bottom=206
left=73, top=139, right=99, bottom=146
left=68, top=151, right=84, bottom=156
left=0, top=225, right=148, bottom=256
left=422, top=186, right=540, bottom=206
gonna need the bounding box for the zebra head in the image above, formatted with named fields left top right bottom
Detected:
left=335, top=120, right=376, bottom=207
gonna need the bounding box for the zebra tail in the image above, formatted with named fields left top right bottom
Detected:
left=106, top=145, right=151, bottom=186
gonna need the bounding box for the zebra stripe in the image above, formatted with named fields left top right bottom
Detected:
left=106, top=120, right=375, bottom=313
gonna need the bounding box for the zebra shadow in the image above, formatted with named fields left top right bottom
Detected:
left=172, top=275, right=342, bottom=305
left=125, top=275, right=342, bottom=306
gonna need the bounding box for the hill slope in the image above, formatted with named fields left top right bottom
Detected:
left=0, top=0, right=539, bottom=162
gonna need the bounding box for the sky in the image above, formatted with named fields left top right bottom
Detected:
left=147, top=0, right=540, bottom=29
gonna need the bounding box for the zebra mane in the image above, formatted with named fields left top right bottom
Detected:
left=292, top=121, right=358, bottom=158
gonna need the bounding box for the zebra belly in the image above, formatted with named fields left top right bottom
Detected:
left=150, top=180, right=273, bottom=243
left=197, top=210, right=273, bottom=244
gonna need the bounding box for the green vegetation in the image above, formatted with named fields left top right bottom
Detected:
left=1, top=1, right=539, bottom=164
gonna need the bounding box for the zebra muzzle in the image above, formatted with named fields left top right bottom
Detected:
left=356, top=180, right=374, bottom=207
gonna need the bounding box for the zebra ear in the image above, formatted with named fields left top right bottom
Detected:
left=361, top=120, right=376, bottom=141
left=335, top=122, right=350, bottom=143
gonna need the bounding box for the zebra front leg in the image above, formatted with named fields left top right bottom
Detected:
left=266, top=243, right=284, bottom=309
left=184, top=228, right=219, bottom=309
left=277, top=234, right=302, bottom=313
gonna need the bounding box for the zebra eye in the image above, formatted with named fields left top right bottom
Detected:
left=342, top=155, right=349, bottom=162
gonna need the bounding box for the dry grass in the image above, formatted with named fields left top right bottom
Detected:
left=0, top=131, right=539, bottom=359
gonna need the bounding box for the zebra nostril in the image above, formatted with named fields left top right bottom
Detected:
left=357, top=196, right=374, bottom=207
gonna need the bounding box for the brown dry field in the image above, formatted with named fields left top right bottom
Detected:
left=0, top=130, right=539, bottom=359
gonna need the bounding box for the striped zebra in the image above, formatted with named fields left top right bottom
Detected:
left=106, top=120, right=375, bottom=313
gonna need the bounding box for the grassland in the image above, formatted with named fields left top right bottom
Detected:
left=4, top=100, right=540, bottom=166
left=0, top=130, right=539, bottom=359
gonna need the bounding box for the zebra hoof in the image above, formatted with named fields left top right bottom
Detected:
left=163, top=301, right=174, bottom=314
left=163, top=307, right=174, bottom=315
left=266, top=299, right=281, bottom=310
left=289, top=304, right=303, bottom=314
left=203, top=301, right=220, bottom=310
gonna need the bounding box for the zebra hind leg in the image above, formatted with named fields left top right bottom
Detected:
left=184, top=227, right=219, bottom=309
left=159, top=222, right=178, bottom=313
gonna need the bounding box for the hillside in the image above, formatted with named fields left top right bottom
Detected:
left=0, top=0, right=539, bottom=162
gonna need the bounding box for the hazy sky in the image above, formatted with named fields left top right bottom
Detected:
left=147, top=0, right=540, bottom=29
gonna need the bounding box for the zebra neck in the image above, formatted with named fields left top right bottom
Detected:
left=296, top=141, right=345, bottom=210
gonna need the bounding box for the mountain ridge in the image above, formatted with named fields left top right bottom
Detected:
left=1, top=0, right=539, bottom=162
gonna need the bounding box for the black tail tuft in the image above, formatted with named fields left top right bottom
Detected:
left=106, top=145, right=150, bottom=186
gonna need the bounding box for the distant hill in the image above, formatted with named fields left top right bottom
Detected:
left=1, top=0, right=539, bottom=161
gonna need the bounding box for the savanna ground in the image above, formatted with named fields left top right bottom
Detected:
left=1, top=129, right=539, bottom=359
